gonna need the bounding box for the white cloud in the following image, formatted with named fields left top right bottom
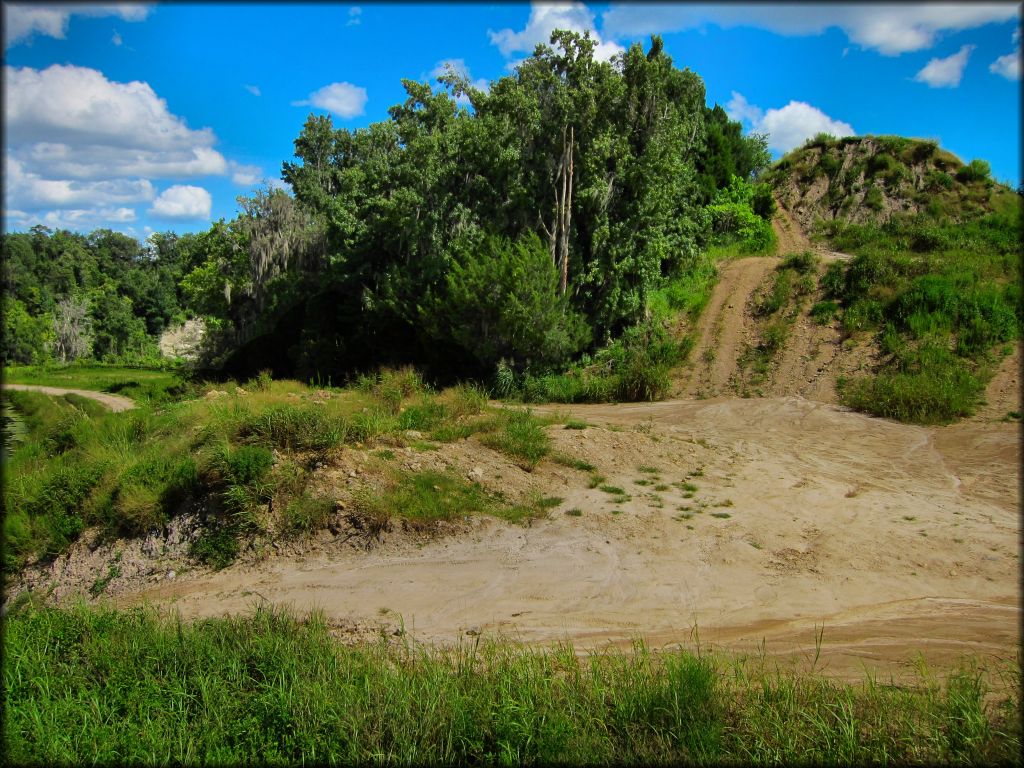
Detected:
left=990, top=30, right=1022, bottom=79
left=111, top=30, right=122, bottom=46
left=347, top=7, right=361, bottom=26
left=5, top=206, right=138, bottom=232
left=601, top=4, right=1019, bottom=56
left=149, top=185, right=212, bottom=220
left=727, top=93, right=855, bottom=153
left=914, top=44, right=974, bottom=87
left=990, top=49, right=1021, bottom=79
left=5, top=155, right=155, bottom=208
left=490, top=1, right=625, bottom=63
left=244, top=83, right=261, bottom=96
left=4, top=64, right=228, bottom=177
left=230, top=162, right=263, bottom=187
left=725, top=91, right=763, bottom=125
left=4, top=3, right=152, bottom=49
left=293, top=81, right=367, bottom=118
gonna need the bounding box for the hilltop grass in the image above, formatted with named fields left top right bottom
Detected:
left=2, top=368, right=572, bottom=572
left=3, top=602, right=1019, bottom=766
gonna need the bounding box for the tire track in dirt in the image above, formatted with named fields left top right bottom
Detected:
left=675, top=256, right=778, bottom=399
left=1, top=383, right=136, bottom=412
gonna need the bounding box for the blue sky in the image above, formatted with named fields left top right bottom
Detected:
left=3, top=2, right=1020, bottom=240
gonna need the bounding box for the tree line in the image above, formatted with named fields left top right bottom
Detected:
left=2, top=33, right=773, bottom=382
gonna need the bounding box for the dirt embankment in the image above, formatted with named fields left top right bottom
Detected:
left=1, top=384, right=136, bottom=412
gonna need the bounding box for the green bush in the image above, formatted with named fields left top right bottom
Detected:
left=956, top=159, right=991, bottom=184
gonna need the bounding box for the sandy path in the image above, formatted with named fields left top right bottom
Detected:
left=121, top=397, right=1019, bottom=682
left=675, top=257, right=778, bottom=399
left=1, top=383, right=136, bottom=412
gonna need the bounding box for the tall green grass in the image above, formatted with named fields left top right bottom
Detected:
left=3, top=602, right=1019, bottom=766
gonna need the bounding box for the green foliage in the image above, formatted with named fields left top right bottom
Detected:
left=810, top=300, right=840, bottom=325
left=819, top=210, right=1019, bottom=423
left=706, top=175, right=778, bottom=254
left=1, top=227, right=196, bottom=366
left=422, top=232, right=590, bottom=372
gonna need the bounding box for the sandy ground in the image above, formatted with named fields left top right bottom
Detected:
left=94, top=396, right=1019, bottom=683
left=1, top=383, right=136, bottom=412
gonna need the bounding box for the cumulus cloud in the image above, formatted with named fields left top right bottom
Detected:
left=5, top=156, right=155, bottom=208
left=244, top=83, right=261, bottom=96
left=4, top=3, right=151, bottom=49
left=5, top=206, right=138, bottom=233
left=990, top=49, right=1021, bottom=79
left=111, top=30, right=122, bottom=46
left=2, top=63, right=237, bottom=229
left=914, top=44, right=974, bottom=87
left=601, top=4, right=1018, bottom=56
left=4, top=64, right=228, bottom=177
left=149, top=185, right=212, bottom=220
left=347, top=7, right=362, bottom=26
left=490, top=2, right=625, bottom=63
left=726, top=93, right=855, bottom=153
left=293, top=81, right=368, bottom=119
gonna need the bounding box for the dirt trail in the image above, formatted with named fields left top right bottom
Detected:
left=674, top=256, right=777, bottom=399
left=1, top=383, right=136, bottom=412
left=91, top=396, right=1019, bottom=683
left=773, top=198, right=814, bottom=255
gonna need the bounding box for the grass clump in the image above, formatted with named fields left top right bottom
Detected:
left=478, top=408, right=551, bottom=470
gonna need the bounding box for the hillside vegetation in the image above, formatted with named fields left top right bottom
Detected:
left=762, top=135, right=1021, bottom=423
left=765, top=133, right=1015, bottom=232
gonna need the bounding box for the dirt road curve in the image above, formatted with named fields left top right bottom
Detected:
left=1, top=383, right=136, bottom=412
left=122, top=396, right=1020, bottom=682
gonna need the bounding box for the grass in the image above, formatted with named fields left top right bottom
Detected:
left=816, top=209, right=1020, bottom=424
left=0, top=369, right=562, bottom=571
left=478, top=408, right=551, bottom=470
left=3, top=602, right=1019, bottom=766
left=3, top=362, right=190, bottom=405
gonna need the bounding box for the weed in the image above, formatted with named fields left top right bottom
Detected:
left=599, top=485, right=625, bottom=495
left=565, top=508, right=583, bottom=517
left=552, top=453, right=596, bottom=472
left=564, top=419, right=589, bottom=430
left=587, top=474, right=606, bottom=489
left=710, top=512, right=732, bottom=519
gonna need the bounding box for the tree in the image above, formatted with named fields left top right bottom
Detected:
left=51, top=295, right=92, bottom=363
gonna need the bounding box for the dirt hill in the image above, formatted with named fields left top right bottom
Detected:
left=762, top=134, right=1010, bottom=234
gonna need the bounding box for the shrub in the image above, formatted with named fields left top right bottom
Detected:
left=956, top=159, right=991, bottom=184
left=282, top=492, right=334, bottom=535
